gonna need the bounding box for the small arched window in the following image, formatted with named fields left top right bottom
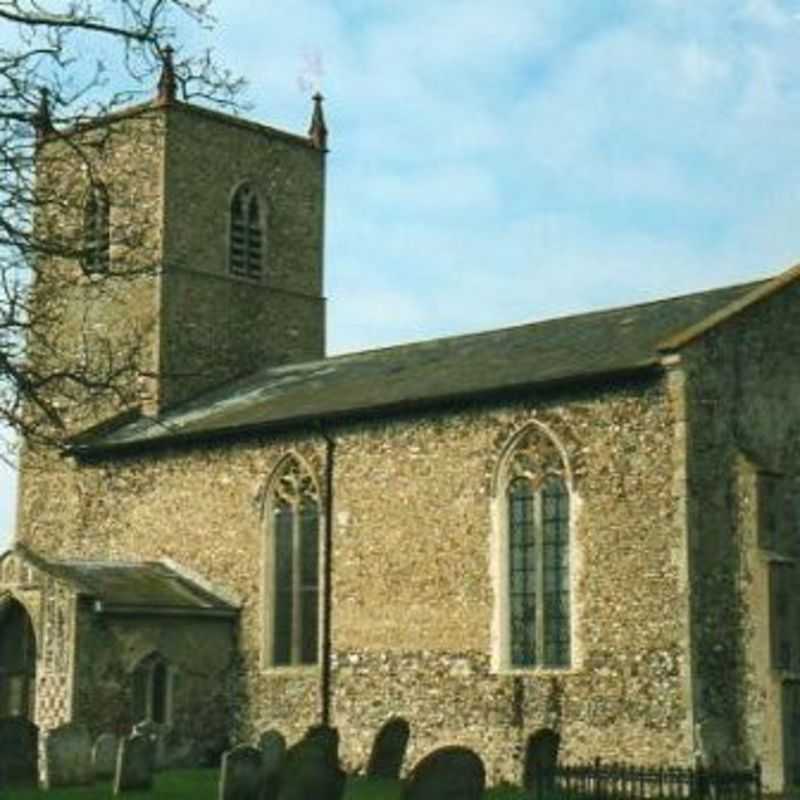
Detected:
left=132, top=652, right=173, bottom=725
left=265, top=455, right=320, bottom=667
left=229, top=183, right=263, bottom=278
left=83, top=181, right=110, bottom=273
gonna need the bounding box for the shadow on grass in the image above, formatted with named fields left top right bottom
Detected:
left=4, top=770, right=532, bottom=799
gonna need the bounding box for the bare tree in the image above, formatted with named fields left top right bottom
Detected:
left=0, top=1, right=243, bottom=453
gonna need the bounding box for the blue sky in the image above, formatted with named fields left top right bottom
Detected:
left=2, top=0, right=800, bottom=548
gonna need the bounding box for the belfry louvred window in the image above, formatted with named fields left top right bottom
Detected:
left=229, top=184, right=263, bottom=278
left=83, top=182, right=110, bottom=273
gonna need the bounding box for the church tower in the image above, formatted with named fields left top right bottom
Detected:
left=32, top=52, right=327, bottom=420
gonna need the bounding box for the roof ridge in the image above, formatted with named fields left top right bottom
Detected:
left=321, top=275, right=771, bottom=363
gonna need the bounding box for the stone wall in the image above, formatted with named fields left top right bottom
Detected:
left=679, top=277, right=800, bottom=792
left=31, top=109, right=165, bottom=429
left=20, top=375, right=694, bottom=785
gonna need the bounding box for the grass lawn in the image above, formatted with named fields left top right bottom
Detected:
left=4, top=769, right=532, bottom=799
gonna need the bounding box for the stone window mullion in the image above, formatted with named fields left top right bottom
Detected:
left=534, top=487, right=545, bottom=666
left=290, top=501, right=302, bottom=664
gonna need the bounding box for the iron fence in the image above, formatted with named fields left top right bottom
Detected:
left=532, top=758, right=761, bottom=800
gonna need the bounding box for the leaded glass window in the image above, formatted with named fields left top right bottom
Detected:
left=785, top=682, right=800, bottom=786
left=771, top=563, right=796, bottom=672
left=508, top=475, right=571, bottom=668
left=83, top=182, right=110, bottom=273
left=268, top=456, right=320, bottom=666
left=229, top=184, right=263, bottom=278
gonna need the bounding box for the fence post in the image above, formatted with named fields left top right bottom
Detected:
left=595, top=757, right=604, bottom=800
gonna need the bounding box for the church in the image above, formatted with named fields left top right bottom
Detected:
left=1, top=55, right=799, bottom=791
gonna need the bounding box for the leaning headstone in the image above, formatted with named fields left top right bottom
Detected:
left=92, top=733, right=119, bottom=780
left=366, top=716, right=410, bottom=780
left=114, top=733, right=153, bottom=794
left=523, top=728, right=560, bottom=793
left=277, top=737, right=346, bottom=800
left=259, top=729, right=287, bottom=800
left=219, top=745, right=262, bottom=800
left=43, top=722, right=93, bottom=788
left=0, top=717, right=38, bottom=787
left=403, top=745, right=485, bottom=800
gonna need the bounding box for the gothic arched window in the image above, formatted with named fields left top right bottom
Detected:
left=497, top=423, right=573, bottom=670
left=229, top=183, right=264, bottom=278
left=265, top=456, right=320, bottom=667
left=83, top=181, right=110, bottom=273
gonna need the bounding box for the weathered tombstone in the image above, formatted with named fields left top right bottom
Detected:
left=259, top=729, right=287, bottom=775
left=277, top=737, right=346, bottom=800
left=114, top=733, right=153, bottom=794
left=403, top=745, right=485, bottom=800
left=523, top=728, right=560, bottom=793
left=366, top=716, right=410, bottom=780
left=92, top=733, right=119, bottom=780
left=132, top=719, right=160, bottom=769
left=303, top=724, right=340, bottom=765
left=218, top=744, right=262, bottom=800
left=259, top=729, right=287, bottom=800
left=0, top=717, right=38, bottom=787
left=43, top=722, right=93, bottom=788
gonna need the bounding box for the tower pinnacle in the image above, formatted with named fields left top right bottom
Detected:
left=308, top=92, right=328, bottom=151
left=156, top=46, right=177, bottom=105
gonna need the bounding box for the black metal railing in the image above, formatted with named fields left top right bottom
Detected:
left=532, top=758, right=761, bottom=800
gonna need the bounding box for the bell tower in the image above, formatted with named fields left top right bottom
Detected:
left=156, top=53, right=328, bottom=407
left=32, top=53, right=328, bottom=422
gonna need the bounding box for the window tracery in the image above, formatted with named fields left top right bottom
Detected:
left=501, top=423, right=572, bottom=669
left=265, top=455, right=320, bottom=667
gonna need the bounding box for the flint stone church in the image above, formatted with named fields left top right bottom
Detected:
left=1, top=57, right=800, bottom=791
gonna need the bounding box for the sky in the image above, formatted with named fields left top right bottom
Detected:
left=2, top=0, right=800, bottom=549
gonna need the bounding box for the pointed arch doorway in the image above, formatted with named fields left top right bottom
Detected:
left=0, top=596, right=37, bottom=719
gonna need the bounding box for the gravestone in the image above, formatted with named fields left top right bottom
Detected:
left=114, top=733, right=153, bottom=794
left=219, top=744, right=262, bottom=800
left=303, top=724, right=340, bottom=765
left=277, top=736, right=346, bottom=800
left=403, top=745, right=485, bottom=800
left=0, top=717, right=38, bottom=787
left=366, top=716, right=410, bottom=780
left=523, top=728, right=560, bottom=793
left=132, top=720, right=160, bottom=768
left=92, top=733, right=119, bottom=780
left=43, top=722, right=93, bottom=788
left=259, top=729, right=287, bottom=800
left=259, top=729, right=287, bottom=775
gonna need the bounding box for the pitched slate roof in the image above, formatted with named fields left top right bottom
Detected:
left=75, top=274, right=783, bottom=455
left=5, top=546, right=238, bottom=616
